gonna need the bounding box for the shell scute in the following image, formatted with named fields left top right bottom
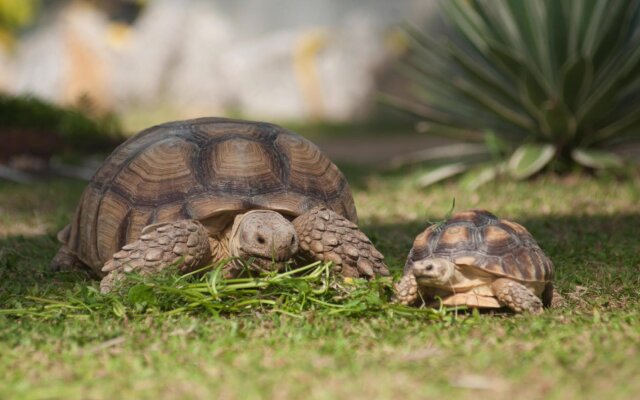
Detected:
left=112, top=137, right=200, bottom=204
left=438, top=225, right=473, bottom=252
left=208, top=138, right=286, bottom=195
left=275, top=133, right=352, bottom=207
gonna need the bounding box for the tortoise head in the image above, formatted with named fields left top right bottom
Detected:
left=228, top=210, right=299, bottom=271
left=408, top=257, right=456, bottom=287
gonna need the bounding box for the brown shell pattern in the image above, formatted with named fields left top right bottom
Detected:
left=66, top=117, right=357, bottom=268
left=407, top=210, right=553, bottom=282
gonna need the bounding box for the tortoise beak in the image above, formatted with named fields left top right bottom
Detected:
left=233, top=210, right=299, bottom=262
left=410, top=258, right=455, bottom=286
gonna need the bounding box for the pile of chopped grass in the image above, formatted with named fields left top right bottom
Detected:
left=0, top=260, right=445, bottom=321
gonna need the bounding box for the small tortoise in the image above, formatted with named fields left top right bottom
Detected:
left=395, top=210, right=554, bottom=314
left=51, top=117, right=388, bottom=292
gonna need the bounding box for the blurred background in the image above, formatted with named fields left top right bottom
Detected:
left=0, top=0, right=438, bottom=180
left=1, top=0, right=639, bottom=184
left=0, top=0, right=430, bottom=125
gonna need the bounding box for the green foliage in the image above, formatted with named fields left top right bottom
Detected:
left=386, top=0, right=640, bottom=185
left=0, top=261, right=444, bottom=321
left=0, top=93, right=122, bottom=153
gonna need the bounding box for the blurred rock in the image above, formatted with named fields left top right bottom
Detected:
left=163, top=1, right=233, bottom=114
left=113, top=0, right=193, bottom=106
left=8, top=3, right=114, bottom=108
left=0, top=0, right=436, bottom=123
left=7, top=20, right=66, bottom=103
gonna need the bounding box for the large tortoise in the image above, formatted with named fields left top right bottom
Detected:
left=394, top=210, right=554, bottom=314
left=51, top=117, right=388, bottom=292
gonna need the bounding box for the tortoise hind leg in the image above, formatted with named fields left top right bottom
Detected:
left=542, top=282, right=564, bottom=309
left=50, top=245, right=91, bottom=275
left=100, top=220, right=212, bottom=293
left=292, top=206, right=389, bottom=278
left=492, top=278, right=543, bottom=314
left=50, top=224, right=90, bottom=274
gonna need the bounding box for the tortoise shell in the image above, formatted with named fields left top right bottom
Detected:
left=63, top=117, right=357, bottom=270
left=406, top=210, right=553, bottom=282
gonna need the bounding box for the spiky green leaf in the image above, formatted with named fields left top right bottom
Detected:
left=560, top=56, right=593, bottom=112
left=417, top=163, right=469, bottom=187
left=508, top=143, right=555, bottom=179
left=391, top=0, right=640, bottom=178
left=460, top=163, right=502, bottom=190
left=571, top=148, right=624, bottom=169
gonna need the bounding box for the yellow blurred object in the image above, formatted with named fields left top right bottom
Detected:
left=0, top=0, right=38, bottom=29
left=107, top=21, right=132, bottom=49
left=293, top=28, right=328, bottom=120
left=385, top=27, right=410, bottom=57
left=0, top=26, right=14, bottom=50
left=62, top=21, right=110, bottom=110
left=343, top=277, right=355, bottom=285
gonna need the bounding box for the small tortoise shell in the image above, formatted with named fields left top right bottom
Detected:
left=405, top=210, right=553, bottom=282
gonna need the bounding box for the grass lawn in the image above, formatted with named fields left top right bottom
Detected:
left=1, top=167, right=639, bottom=399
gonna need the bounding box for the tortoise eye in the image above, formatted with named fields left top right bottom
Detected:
left=256, top=234, right=266, bottom=245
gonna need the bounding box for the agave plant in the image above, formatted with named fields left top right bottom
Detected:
left=385, top=0, right=640, bottom=186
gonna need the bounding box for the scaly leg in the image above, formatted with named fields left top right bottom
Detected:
left=292, top=207, right=389, bottom=278
left=393, top=273, right=419, bottom=305
left=492, top=278, right=543, bottom=314
left=100, top=220, right=212, bottom=293
left=50, top=245, right=92, bottom=276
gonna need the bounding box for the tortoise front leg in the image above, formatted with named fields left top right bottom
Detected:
left=100, top=219, right=212, bottom=293
left=492, top=278, right=543, bottom=314
left=393, top=273, right=419, bottom=305
left=292, top=207, right=389, bottom=278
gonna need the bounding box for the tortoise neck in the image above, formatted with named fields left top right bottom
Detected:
left=213, top=224, right=246, bottom=278
left=210, top=227, right=235, bottom=262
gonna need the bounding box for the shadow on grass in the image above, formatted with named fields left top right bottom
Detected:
left=0, top=234, right=93, bottom=304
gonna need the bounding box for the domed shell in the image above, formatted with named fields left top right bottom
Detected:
left=64, top=117, right=357, bottom=269
left=407, top=210, right=553, bottom=282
